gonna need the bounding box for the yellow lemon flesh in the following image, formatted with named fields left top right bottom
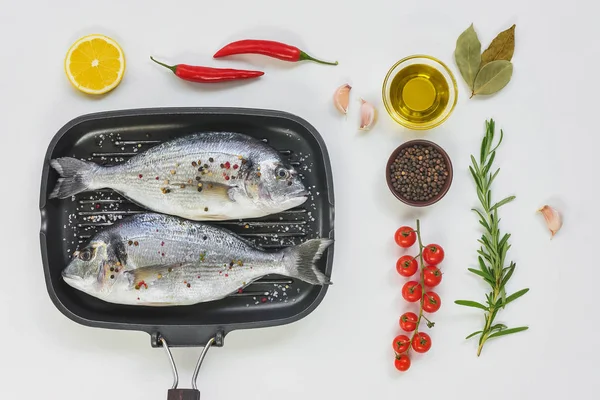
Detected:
left=64, top=34, right=125, bottom=95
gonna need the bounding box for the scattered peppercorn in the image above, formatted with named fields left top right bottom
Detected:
left=128, top=240, right=133, bottom=246
left=134, top=241, right=139, bottom=246
left=197, top=187, right=203, bottom=192
left=161, top=187, right=171, bottom=194
left=204, top=207, right=209, bottom=212
left=389, top=144, right=449, bottom=202
left=209, top=157, right=214, bottom=162
left=192, top=161, right=197, bottom=167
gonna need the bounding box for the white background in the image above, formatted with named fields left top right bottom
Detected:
left=0, top=0, right=595, bottom=399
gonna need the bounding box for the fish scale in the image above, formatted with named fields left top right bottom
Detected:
left=62, top=213, right=331, bottom=306
left=50, top=132, right=308, bottom=221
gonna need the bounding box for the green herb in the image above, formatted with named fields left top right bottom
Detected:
left=455, top=119, right=529, bottom=356
left=454, top=24, right=482, bottom=89
left=471, top=60, right=513, bottom=98
left=454, top=24, right=516, bottom=98
left=481, top=24, right=516, bottom=66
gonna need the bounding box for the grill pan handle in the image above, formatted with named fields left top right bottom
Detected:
left=151, top=328, right=225, bottom=348
left=159, top=336, right=215, bottom=400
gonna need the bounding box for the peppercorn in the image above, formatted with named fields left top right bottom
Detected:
left=389, top=144, right=449, bottom=202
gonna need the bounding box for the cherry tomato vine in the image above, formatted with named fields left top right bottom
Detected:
left=393, top=219, right=445, bottom=372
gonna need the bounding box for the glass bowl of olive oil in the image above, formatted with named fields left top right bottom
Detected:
left=382, top=55, right=458, bottom=130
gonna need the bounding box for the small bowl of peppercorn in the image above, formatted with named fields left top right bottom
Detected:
left=386, top=139, right=453, bottom=206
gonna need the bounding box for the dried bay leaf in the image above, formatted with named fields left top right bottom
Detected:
left=472, top=60, right=513, bottom=97
left=482, top=24, right=516, bottom=66
left=454, top=24, right=482, bottom=90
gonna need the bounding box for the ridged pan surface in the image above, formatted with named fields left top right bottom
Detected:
left=39, top=108, right=335, bottom=346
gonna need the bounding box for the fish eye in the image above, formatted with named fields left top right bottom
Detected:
left=79, top=248, right=93, bottom=262
left=275, top=167, right=290, bottom=180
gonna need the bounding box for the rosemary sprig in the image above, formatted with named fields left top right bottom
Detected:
left=455, top=119, right=529, bottom=356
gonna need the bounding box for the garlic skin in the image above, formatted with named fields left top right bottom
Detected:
left=538, top=205, right=562, bottom=238
left=359, top=98, right=377, bottom=130
left=333, top=84, right=351, bottom=114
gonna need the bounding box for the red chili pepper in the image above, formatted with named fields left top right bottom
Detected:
left=213, top=39, right=338, bottom=66
left=150, top=56, right=264, bottom=83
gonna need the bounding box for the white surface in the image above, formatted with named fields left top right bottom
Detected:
left=0, top=0, right=597, bottom=398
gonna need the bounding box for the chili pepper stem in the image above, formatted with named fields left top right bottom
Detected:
left=150, top=56, right=177, bottom=73
left=299, top=51, right=338, bottom=66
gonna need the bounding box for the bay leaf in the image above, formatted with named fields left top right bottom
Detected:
left=481, top=24, right=516, bottom=66
left=472, top=60, right=513, bottom=97
left=454, top=24, right=482, bottom=90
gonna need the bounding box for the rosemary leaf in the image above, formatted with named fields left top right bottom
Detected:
left=466, top=331, right=483, bottom=340
left=455, top=300, right=489, bottom=310
left=501, top=263, right=516, bottom=287
left=490, top=323, right=507, bottom=332
left=490, top=195, right=516, bottom=212
left=488, top=326, right=528, bottom=339
left=468, top=268, right=495, bottom=285
left=503, top=288, right=530, bottom=306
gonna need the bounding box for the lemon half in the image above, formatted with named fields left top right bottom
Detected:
left=64, top=34, right=126, bottom=95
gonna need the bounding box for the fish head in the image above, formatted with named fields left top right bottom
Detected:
left=248, top=160, right=308, bottom=211
left=62, top=240, right=123, bottom=295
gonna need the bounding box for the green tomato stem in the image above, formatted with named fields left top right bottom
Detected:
left=407, top=219, right=432, bottom=354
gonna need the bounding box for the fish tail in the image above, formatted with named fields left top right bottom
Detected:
left=49, top=157, right=98, bottom=199
left=282, top=239, right=333, bottom=285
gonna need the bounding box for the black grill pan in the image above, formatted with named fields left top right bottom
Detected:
left=39, top=107, right=335, bottom=350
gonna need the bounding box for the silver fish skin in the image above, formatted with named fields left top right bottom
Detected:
left=62, top=213, right=332, bottom=306
left=49, top=132, right=308, bottom=220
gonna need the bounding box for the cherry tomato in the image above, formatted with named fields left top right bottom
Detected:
left=423, top=244, right=445, bottom=265
left=396, top=256, right=418, bottom=277
left=399, top=312, right=418, bottom=332
left=401, top=281, right=422, bottom=302
left=412, top=332, right=432, bottom=353
left=394, top=354, right=411, bottom=372
left=392, top=334, right=411, bottom=354
left=395, top=226, right=417, bottom=248
left=423, top=266, right=442, bottom=287
left=422, top=292, right=441, bottom=313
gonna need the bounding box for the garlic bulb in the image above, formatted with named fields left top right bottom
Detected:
left=333, top=84, right=351, bottom=114
left=538, top=205, right=562, bottom=238
left=359, top=98, right=376, bottom=130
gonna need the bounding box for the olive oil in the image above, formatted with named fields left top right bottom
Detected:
left=388, top=64, right=450, bottom=126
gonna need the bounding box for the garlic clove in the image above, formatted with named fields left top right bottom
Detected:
left=538, top=205, right=562, bottom=238
left=359, top=98, right=377, bottom=130
left=333, top=84, right=351, bottom=114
